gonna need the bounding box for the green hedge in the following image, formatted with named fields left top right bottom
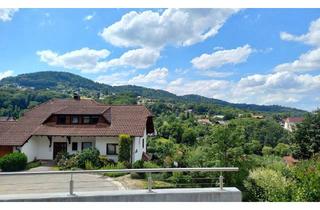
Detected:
left=118, top=134, right=132, bottom=163
left=0, top=152, right=27, bottom=172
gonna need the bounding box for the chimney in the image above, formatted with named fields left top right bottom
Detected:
left=73, top=92, right=80, bottom=100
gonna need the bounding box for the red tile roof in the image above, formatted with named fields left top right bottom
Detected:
left=0, top=99, right=153, bottom=146
left=285, top=117, right=304, bottom=123
left=0, top=121, right=16, bottom=135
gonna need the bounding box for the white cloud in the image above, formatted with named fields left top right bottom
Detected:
left=100, top=9, right=239, bottom=48
left=166, top=77, right=231, bottom=99
left=128, top=68, right=169, bottom=86
left=0, top=70, right=14, bottom=80
left=37, top=47, right=159, bottom=73
left=191, top=45, right=253, bottom=70
left=200, top=71, right=234, bottom=78
left=84, top=13, right=95, bottom=21
left=103, top=48, right=160, bottom=70
left=164, top=71, right=320, bottom=111
left=96, top=70, right=135, bottom=86
left=0, top=9, right=18, bottom=22
left=276, top=18, right=320, bottom=73
left=280, top=17, right=320, bottom=47
left=232, top=71, right=320, bottom=110
left=96, top=68, right=168, bottom=88
left=274, top=47, right=320, bottom=72
left=37, top=48, right=110, bottom=73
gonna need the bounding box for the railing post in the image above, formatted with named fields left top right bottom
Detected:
left=147, top=172, right=153, bottom=192
left=219, top=172, right=224, bottom=190
left=69, top=173, right=74, bottom=195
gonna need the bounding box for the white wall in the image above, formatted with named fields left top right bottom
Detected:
left=20, top=137, right=38, bottom=162
left=132, top=129, right=147, bottom=162
left=95, top=137, right=119, bottom=162
left=20, top=133, right=147, bottom=163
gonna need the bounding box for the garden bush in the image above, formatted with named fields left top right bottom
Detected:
left=85, top=160, right=96, bottom=170
left=76, top=148, right=100, bottom=169
left=131, top=160, right=145, bottom=179
left=118, top=134, right=132, bottom=163
left=102, top=162, right=127, bottom=177
left=0, top=152, right=27, bottom=172
left=99, top=155, right=111, bottom=167
left=244, top=168, right=294, bottom=201
left=262, top=146, right=273, bottom=156
left=57, top=155, right=78, bottom=170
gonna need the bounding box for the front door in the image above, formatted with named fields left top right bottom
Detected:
left=53, top=142, right=67, bottom=159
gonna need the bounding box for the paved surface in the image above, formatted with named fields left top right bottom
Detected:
left=0, top=168, right=125, bottom=195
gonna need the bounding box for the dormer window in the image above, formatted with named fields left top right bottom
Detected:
left=83, top=116, right=90, bottom=124
left=57, top=115, right=66, bottom=124
left=71, top=116, right=79, bottom=124
left=83, top=116, right=99, bottom=124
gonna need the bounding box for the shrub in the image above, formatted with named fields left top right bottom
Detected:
left=131, top=160, right=145, bottom=179
left=76, top=148, right=100, bottom=169
left=143, top=161, right=160, bottom=168
left=85, top=160, right=96, bottom=170
left=102, top=162, right=127, bottom=177
left=99, top=155, right=111, bottom=167
left=0, top=152, right=27, bottom=172
left=118, top=134, right=132, bottom=163
left=132, top=160, right=144, bottom=169
left=274, top=143, right=291, bottom=156
left=55, top=151, right=69, bottom=163
left=57, top=155, right=78, bottom=170
left=244, top=168, right=294, bottom=201
left=262, top=146, right=273, bottom=156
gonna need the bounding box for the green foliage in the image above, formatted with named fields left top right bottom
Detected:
left=26, top=160, right=41, bottom=170
left=244, top=168, right=294, bottom=201
left=287, top=157, right=320, bottom=201
left=118, top=134, right=132, bottom=163
left=293, top=110, right=320, bottom=159
left=143, top=161, right=160, bottom=168
left=181, top=128, right=197, bottom=145
left=76, top=148, right=100, bottom=169
left=0, top=152, right=27, bottom=172
left=262, top=146, right=273, bottom=156
left=102, top=162, right=127, bottom=177
left=274, top=143, right=291, bottom=156
left=85, top=160, right=96, bottom=170
left=99, top=155, right=112, bottom=167
left=57, top=155, right=78, bottom=170
left=132, top=160, right=144, bottom=169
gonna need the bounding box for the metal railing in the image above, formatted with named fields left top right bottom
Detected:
left=0, top=167, right=238, bottom=195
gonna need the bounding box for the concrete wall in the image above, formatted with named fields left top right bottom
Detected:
left=0, top=188, right=242, bottom=202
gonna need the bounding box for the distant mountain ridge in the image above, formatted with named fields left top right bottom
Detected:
left=0, top=71, right=307, bottom=114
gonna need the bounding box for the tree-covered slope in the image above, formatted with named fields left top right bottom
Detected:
left=0, top=71, right=307, bottom=115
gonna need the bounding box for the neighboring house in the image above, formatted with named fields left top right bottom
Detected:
left=252, top=114, right=264, bottom=119
left=213, top=115, right=224, bottom=120
left=283, top=117, right=304, bottom=132
left=0, top=96, right=154, bottom=162
left=197, top=118, right=212, bottom=125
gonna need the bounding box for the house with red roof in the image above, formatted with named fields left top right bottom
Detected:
left=283, top=117, right=304, bottom=132
left=0, top=95, right=154, bottom=162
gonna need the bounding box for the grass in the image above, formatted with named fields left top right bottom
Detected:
left=26, top=161, right=41, bottom=170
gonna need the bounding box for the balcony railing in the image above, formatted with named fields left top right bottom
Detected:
left=0, top=167, right=239, bottom=196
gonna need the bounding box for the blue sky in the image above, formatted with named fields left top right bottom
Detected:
left=0, top=8, right=319, bottom=111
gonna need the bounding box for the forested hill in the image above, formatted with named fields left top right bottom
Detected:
left=0, top=71, right=306, bottom=115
